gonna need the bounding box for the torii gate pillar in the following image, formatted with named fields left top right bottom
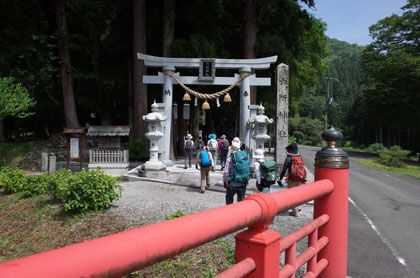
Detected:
left=162, top=65, right=175, bottom=165
left=239, top=66, right=251, bottom=147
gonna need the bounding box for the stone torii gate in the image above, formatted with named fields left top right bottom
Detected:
left=138, top=53, right=277, bottom=165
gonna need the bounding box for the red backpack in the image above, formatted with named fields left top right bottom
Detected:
left=288, top=156, right=307, bottom=182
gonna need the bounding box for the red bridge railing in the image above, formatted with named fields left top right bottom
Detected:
left=0, top=128, right=349, bottom=278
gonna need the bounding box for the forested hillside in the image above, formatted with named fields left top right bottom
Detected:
left=299, top=38, right=364, bottom=140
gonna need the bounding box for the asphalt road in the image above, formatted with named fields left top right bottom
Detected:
left=299, top=145, right=420, bottom=278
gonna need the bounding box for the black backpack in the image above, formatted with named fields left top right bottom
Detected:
left=221, top=139, right=229, bottom=152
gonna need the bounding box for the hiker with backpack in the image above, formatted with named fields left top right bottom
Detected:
left=218, top=135, right=230, bottom=170
left=195, top=136, right=205, bottom=160
left=207, top=133, right=218, bottom=171
left=195, top=146, right=214, bottom=193
left=278, top=142, right=307, bottom=217
left=253, top=148, right=276, bottom=194
left=223, top=137, right=251, bottom=204
left=184, top=134, right=195, bottom=169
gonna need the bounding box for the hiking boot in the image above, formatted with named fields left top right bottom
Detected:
left=200, top=190, right=205, bottom=193
left=206, top=184, right=210, bottom=189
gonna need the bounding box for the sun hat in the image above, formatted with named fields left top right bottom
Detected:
left=220, top=135, right=226, bottom=139
left=284, top=142, right=299, bottom=155
left=186, top=134, right=193, bottom=139
left=231, top=137, right=241, bottom=152
left=209, top=133, right=216, bottom=139
left=253, top=148, right=265, bottom=159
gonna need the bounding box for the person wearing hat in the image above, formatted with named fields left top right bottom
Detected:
left=278, top=142, right=304, bottom=216
left=253, top=148, right=270, bottom=194
left=184, top=134, right=194, bottom=169
left=223, top=137, right=249, bottom=204
left=218, top=135, right=230, bottom=170
left=196, top=146, right=214, bottom=193
left=207, top=134, right=218, bottom=171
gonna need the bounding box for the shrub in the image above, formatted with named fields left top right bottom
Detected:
left=0, top=167, right=28, bottom=193
left=48, top=169, right=73, bottom=201
left=122, top=139, right=149, bottom=162
left=56, top=168, right=122, bottom=213
left=377, top=146, right=410, bottom=168
left=377, top=152, right=404, bottom=168
left=164, top=210, right=187, bottom=220
left=366, top=143, right=386, bottom=153
left=23, top=174, right=50, bottom=197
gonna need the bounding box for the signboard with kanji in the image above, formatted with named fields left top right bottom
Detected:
left=199, top=59, right=215, bottom=81
left=70, top=138, right=80, bottom=159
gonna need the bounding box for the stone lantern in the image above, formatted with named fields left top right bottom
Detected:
left=248, top=103, right=273, bottom=160
left=142, top=100, right=167, bottom=171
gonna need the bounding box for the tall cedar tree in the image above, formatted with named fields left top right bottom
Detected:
left=132, top=0, right=148, bottom=139
left=56, top=0, right=79, bottom=128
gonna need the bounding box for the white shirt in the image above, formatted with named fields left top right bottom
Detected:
left=253, top=158, right=265, bottom=184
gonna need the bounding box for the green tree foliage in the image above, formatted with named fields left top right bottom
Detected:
left=300, top=38, right=364, bottom=133
left=289, top=116, right=323, bottom=146
left=0, top=77, right=36, bottom=120
left=0, top=0, right=328, bottom=144
left=359, top=0, right=420, bottom=153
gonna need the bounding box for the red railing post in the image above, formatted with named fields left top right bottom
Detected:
left=234, top=193, right=281, bottom=278
left=314, top=127, right=349, bottom=277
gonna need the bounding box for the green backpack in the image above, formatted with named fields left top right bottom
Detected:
left=259, top=160, right=277, bottom=187
left=228, top=151, right=251, bottom=184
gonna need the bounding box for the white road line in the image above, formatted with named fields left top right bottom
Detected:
left=348, top=197, right=407, bottom=267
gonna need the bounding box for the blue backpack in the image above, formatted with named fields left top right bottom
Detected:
left=200, top=150, right=211, bottom=167
left=228, top=150, right=250, bottom=184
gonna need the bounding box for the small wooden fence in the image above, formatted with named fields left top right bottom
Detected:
left=89, top=149, right=129, bottom=164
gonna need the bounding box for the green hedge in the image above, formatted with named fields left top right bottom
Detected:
left=0, top=167, right=122, bottom=214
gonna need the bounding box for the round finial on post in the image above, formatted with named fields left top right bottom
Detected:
left=322, top=126, right=343, bottom=148
left=315, top=127, right=349, bottom=169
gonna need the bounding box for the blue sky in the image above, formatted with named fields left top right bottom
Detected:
left=308, top=0, right=407, bottom=46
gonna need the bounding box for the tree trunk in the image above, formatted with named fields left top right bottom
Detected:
left=133, top=0, right=147, bottom=139
left=242, top=0, right=257, bottom=104
left=132, top=0, right=148, bottom=140
left=56, top=0, right=79, bottom=128
left=0, top=119, right=5, bottom=142
left=162, top=0, right=175, bottom=57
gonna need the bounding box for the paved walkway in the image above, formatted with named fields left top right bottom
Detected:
left=123, top=152, right=314, bottom=195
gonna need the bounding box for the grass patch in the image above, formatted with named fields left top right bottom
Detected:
left=0, top=190, right=235, bottom=276
left=356, top=159, right=420, bottom=180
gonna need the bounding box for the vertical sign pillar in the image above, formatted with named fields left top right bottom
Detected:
left=162, top=65, right=175, bottom=166
left=239, top=67, right=251, bottom=145
left=275, top=64, right=289, bottom=166
left=314, top=127, right=349, bottom=277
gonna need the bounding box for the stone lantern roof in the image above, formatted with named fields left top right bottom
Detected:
left=142, top=100, right=167, bottom=122
left=249, top=103, right=274, bottom=124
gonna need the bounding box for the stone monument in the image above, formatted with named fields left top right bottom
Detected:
left=275, top=64, right=289, bottom=166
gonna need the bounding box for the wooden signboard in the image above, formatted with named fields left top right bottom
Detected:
left=63, top=128, right=85, bottom=171
left=199, top=59, right=215, bottom=81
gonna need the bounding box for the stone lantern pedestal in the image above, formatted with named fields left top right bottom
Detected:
left=141, top=100, right=167, bottom=175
